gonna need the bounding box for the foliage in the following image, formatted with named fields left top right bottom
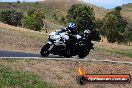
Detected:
left=92, top=29, right=101, bottom=41
left=95, top=19, right=103, bottom=31
left=0, top=10, right=23, bottom=26
left=67, top=4, right=95, bottom=32
left=126, top=32, right=132, bottom=43
left=36, top=2, right=39, bottom=4
left=67, top=4, right=101, bottom=41
left=124, top=26, right=132, bottom=44
left=8, top=2, right=12, bottom=6
left=92, top=19, right=103, bottom=41
left=17, top=0, right=20, bottom=4
left=102, top=6, right=128, bottom=43
left=23, top=9, right=45, bottom=31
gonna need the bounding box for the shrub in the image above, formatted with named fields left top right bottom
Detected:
left=23, top=9, right=45, bottom=31
left=36, top=2, right=39, bottom=4
left=17, top=0, right=20, bottom=4
left=0, top=10, right=23, bottom=26
left=102, top=6, right=128, bottom=43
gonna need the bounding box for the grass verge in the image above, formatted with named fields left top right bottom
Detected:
left=95, top=47, right=132, bottom=58
left=0, top=59, right=132, bottom=88
left=0, top=65, right=53, bottom=88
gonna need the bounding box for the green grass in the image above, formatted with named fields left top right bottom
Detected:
left=0, top=65, right=53, bottom=88
left=95, top=47, right=132, bottom=58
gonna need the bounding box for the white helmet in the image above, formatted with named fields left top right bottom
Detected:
left=84, top=29, right=91, bottom=34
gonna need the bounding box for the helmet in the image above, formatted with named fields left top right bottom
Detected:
left=84, top=29, right=91, bottom=34
left=68, top=22, right=76, bottom=29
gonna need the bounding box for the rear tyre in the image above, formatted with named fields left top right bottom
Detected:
left=78, top=54, right=88, bottom=58
left=40, top=43, right=51, bottom=57
left=64, top=50, right=72, bottom=58
left=64, top=54, right=72, bottom=58
left=78, top=50, right=90, bottom=58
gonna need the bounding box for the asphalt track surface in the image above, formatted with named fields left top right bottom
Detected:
left=0, top=51, right=64, bottom=58
left=0, top=50, right=132, bottom=65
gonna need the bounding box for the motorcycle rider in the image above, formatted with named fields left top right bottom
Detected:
left=62, top=22, right=78, bottom=50
left=83, top=29, right=92, bottom=43
left=64, top=22, right=77, bottom=35
left=83, top=29, right=94, bottom=50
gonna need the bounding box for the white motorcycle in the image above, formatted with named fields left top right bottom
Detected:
left=40, top=29, right=94, bottom=58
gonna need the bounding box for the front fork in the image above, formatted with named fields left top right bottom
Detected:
left=47, top=41, right=54, bottom=51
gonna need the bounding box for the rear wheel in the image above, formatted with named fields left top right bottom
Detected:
left=64, top=49, right=72, bottom=58
left=40, top=43, right=51, bottom=57
left=78, top=53, right=88, bottom=58
left=78, top=49, right=90, bottom=58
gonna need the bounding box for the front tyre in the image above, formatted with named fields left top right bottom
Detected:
left=40, top=43, right=51, bottom=57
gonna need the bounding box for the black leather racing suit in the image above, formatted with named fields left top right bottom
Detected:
left=62, top=27, right=77, bottom=49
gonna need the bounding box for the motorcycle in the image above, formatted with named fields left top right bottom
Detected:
left=40, top=29, right=94, bottom=58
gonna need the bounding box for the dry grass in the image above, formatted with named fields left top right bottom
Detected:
left=0, top=22, right=49, bottom=53
left=0, top=59, right=132, bottom=88
left=89, top=41, right=132, bottom=61
left=94, top=41, right=132, bottom=50
left=121, top=3, right=132, bottom=20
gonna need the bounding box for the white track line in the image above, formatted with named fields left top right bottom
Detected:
left=0, top=57, right=132, bottom=65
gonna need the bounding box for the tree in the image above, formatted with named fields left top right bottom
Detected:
left=127, top=32, right=132, bottom=45
left=102, top=6, right=128, bottom=43
left=27, top=9, right=36, bottom=17
left=124, top=26, right=132, bottom=45
left=67, top=4, right=95, bottom=33
left=92, top=29, right=101, bottom=41
left=17, top=0, right=20, bottom=4
left=0, top=10, right=23, bottom=26
left=36, top=2, right=39, bottom=4
left=8, top=2, right=12, bottom=6
left=23, top=9, right=45, bottom=31
left=95, top=19, right=103, bottom=31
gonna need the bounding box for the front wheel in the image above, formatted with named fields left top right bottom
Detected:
left=40, top=43, right=51, bottom=57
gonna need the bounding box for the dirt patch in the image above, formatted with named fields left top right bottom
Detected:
left=0, top=59, right=132, bottom=88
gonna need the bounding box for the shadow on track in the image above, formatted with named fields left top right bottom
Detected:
left=0, top=51, right=65, bottom=58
